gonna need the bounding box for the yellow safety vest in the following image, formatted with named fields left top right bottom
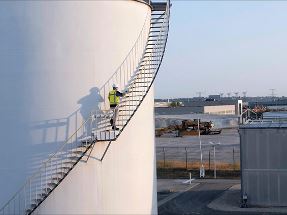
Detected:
left=108, top=90, right=120, bottom=105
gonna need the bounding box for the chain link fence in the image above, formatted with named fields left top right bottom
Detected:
left=156, top=145, right=240, bottom=171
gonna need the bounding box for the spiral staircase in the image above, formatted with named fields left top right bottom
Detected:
left=0, top=1, right=170, bottom=214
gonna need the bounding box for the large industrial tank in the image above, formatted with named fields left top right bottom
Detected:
left=240, top=121, right=287, bottom=206
left=0, top=1, right=157, bottom=213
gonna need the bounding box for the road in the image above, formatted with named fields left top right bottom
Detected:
left=158, top=179, right=282, bottom=215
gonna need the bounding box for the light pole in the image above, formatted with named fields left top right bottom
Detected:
left=198, top=119, right=205, bottom=178
left=209, top=141, right=221, bottom=179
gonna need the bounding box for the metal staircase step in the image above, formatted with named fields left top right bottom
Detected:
left=150, top=21, right=164, bottom=24
left=29, top=204, right=37, bottom=209
left=32, top=199, right=42, bottom=204
left=150, top=30, right=162, bottom=33
left=68, top=156, right=81, bottom=161
left=128, top=86, right=148, bottom=90
left=79, top=136, right=96, bottom=144
left=54, top=172, right=68, bottom=178
left=151, top=10, right=165, bottom=17
left=119, top=109, right=136, bottom=112
left=148, top=39, right=165, bottom=41
left=51, top=176, right=62, bottom=181
left=42, top=187, right=52, bottom=193
left=140, top=62, right=158, bottom=66
left=48, top=182, right=57, bottom=187
left=71, top=150, right=83, bottom=154
left=37, top=192, right=48, bottom=198
left=147, top=43, right=165, bottom=46
left=138, top=65, right=157, bottom=66
left=126, top=90, right=145, bottom=94
left=118, top=104, right=138, bottom=107
left=93, top=130, right=119, bottom=141
left=141, top=58, right=159, bottom=61
left=131, top=76, right=153, bottom=82
left=149, top=34, right=164, bottom=38
left=144, top=50, right=162, bottom=53
left=26, top=209, right=33, bottom=214
left=151, top=18, right=165, bottom=21
left=133, top=76, right=153, bottom=80
left=139, top=67, right=157, bottom=74
left=129, top=82, right=150, bottom=86
left=58, top=166, right=70, bottom=170
left=132, top=81, right=151, bottom=84
left=150, top=26, right=162, bottom=28
left=121, top=99, right=142, bottom=103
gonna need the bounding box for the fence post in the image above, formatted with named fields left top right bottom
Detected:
left=209, top=150, right=211, bottom=171
left=233, top=147, right=235, bottom=170
left=187, top=147, right=189, bottom=170
left=163, top=147, right=166, bottom=169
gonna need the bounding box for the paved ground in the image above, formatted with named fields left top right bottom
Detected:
left=156, top=129, right=240, bottom=165
left=157, top=179, right=286, bottom=215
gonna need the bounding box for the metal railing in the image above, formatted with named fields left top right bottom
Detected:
left=91, top=1, right=170, bottom=139
left=156, top=146, right=240, bottom=171
left=0, top=1, right=170, bottom=214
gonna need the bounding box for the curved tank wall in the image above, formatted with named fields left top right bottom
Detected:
left=34, top=88, right=157, bottom=214
left=0, top=0, right=155, bottom=212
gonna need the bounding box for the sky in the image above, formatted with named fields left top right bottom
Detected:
left=154, top=0, right=287, bottom=98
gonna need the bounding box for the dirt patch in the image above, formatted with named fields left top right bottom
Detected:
left=157, top=160, right=240, bottom=171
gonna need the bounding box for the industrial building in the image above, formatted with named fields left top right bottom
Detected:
left=155, top=99, right=243, bottom=116
left=0, top=1, right=170, bottom=214
left=239, top=121, right=287, bottom=207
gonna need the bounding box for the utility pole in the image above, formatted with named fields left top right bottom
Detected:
left=242, top=91, right=247, bottom=98
left=270, top=89, right=276, bottom=98
left=227, top=92, right=231, bottom=98
left=196, top=91, right=203, bottom=98
left=198, top=119, right=205, bottom=178
left=234, top=92, right=239, bottom=98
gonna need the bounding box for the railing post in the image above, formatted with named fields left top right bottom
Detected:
left=163, top=147, right=166, bottom=168
left=24, top=184, right=26, bottom=212
left=209, top=150, right=211, bottom=171
left=233, top=147, right=235, bottom=170
left=45, top=163, right=47, bottom=194
left=187, top=148, right=189, bottom=170
left=29, top=179, right=31, bottom=209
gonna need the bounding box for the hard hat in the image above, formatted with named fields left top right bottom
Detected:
left=112, top=83, right=118, bottom=88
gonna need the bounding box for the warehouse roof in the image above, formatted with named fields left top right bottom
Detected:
left=240, top=120, right=287, bottom=129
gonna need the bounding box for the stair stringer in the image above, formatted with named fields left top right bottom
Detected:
left=33, top=87, right=157, bottom=214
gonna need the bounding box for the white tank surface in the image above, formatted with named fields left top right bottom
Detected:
left=0, top=0, right=157, bottom=212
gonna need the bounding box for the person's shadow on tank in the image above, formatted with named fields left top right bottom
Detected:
left=77, top=87, right=104, bottom=136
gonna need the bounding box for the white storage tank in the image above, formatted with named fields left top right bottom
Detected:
left=0, top=0, right=163, bottom=214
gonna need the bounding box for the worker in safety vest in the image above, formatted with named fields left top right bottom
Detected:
left=108, top=84, right=125, bottom=130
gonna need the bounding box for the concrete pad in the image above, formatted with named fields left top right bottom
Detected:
left=208, top=184, right=287, bottom=214
left=157, top=179, right=199, bottom=206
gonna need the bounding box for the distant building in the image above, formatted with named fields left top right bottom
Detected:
left=155, top=99, right=243, bottom=116
left=155, top=102, right=170, bottom=108
left=208, top=95, right=221, bottom=101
